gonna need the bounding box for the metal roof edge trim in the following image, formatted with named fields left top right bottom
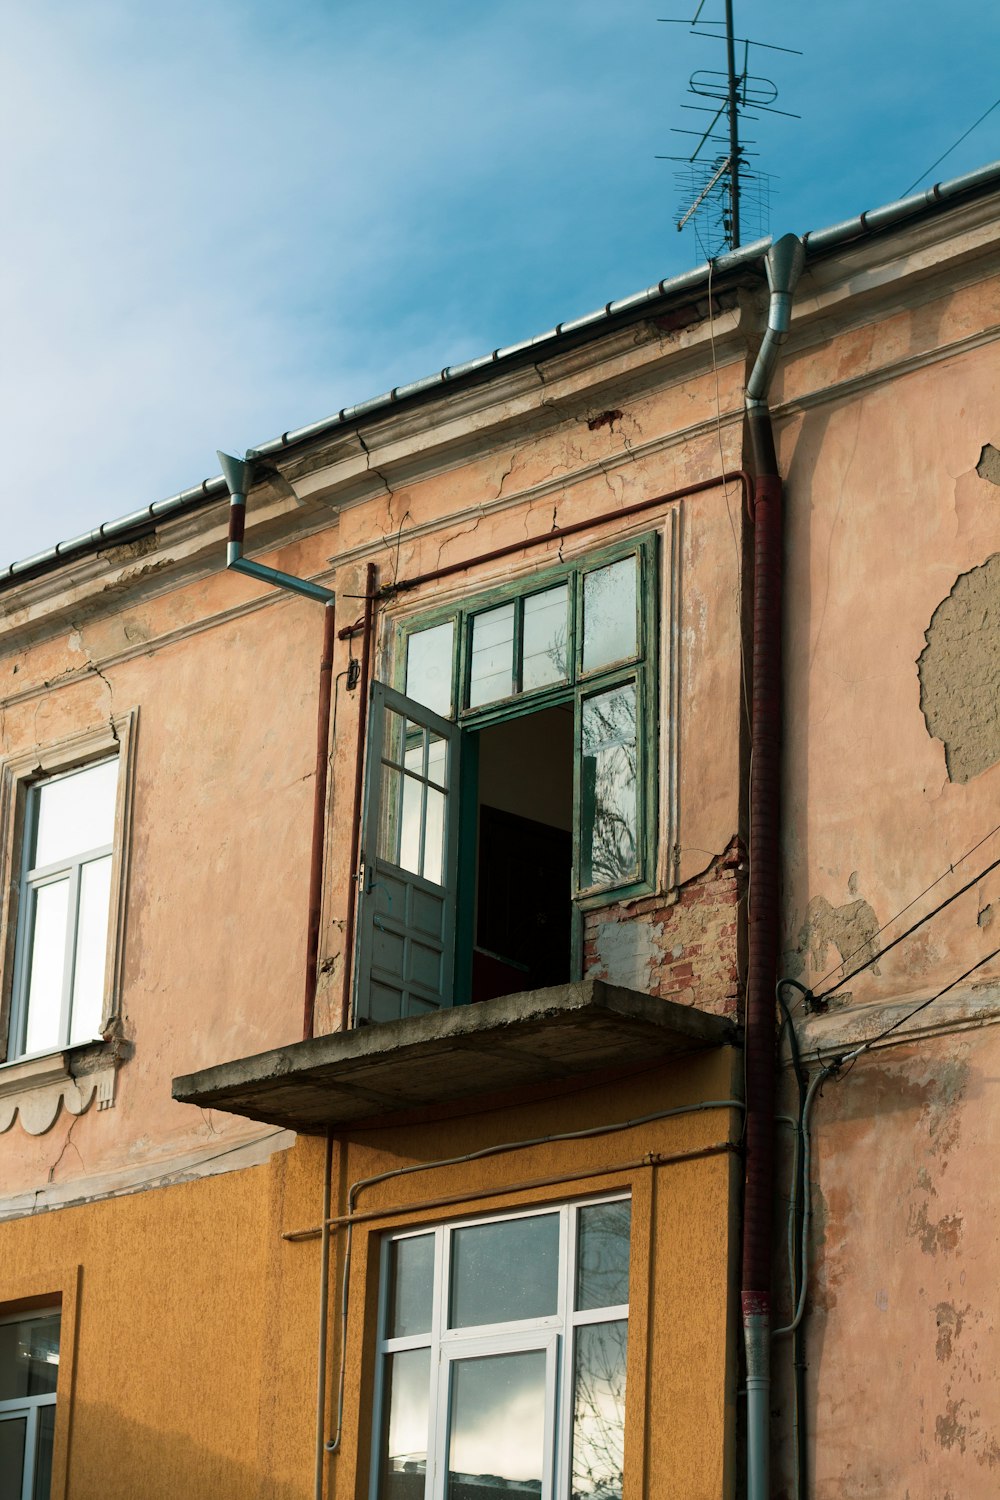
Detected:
left=5, top=157, right=1000, bottom=590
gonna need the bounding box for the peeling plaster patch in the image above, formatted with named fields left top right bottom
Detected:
left=591, top=917, right=660, bottom=992
left=97, top=533, right=158, bottom=566
left=908, top=1201, right=963, bottom=1255
left=935, top=1302, right=967, bottom=1362
left=977, top=902, right=994, bottom=928
left=975, top=443, right=1000, bottom=485
left=918, top=554, right=1000, bottom=783
left=936, top=1400, right=968, bottom=1454
left=785, top=893, right=880, bottom=981
left=586, top=408, right=624, bottom=432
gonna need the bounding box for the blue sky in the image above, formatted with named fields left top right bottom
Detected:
left=3, top=0, right=1000, bottom=568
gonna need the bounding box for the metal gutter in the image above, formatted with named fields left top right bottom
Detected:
left=4, top=157, right=1000, bottom=592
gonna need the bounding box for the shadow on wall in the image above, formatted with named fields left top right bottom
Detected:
left=69, top=1401, right=310, bottom=1500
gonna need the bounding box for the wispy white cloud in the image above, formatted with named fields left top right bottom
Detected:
left=1, top=0, right=999, bottom=566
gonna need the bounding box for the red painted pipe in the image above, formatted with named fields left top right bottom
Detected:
left=741, top=464, right=783, bottom=1307
left=303, top=601, right=337, bottom=1040
left=387, top=472, right=753, bottom=598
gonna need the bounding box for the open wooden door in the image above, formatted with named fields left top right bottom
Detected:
left=353, top=681, right=461, bottom=1024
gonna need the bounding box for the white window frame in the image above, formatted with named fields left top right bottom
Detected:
left=371, top=1195, right=630, bottom=1500
left=0, top=1305, right=60, bottom=1500
left=0, top=712, right=139, bottom=1066
left=8, top=760, right=117, bottom=1058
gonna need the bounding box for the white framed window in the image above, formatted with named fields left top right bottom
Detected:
left=372, top=1196, right=630, bottom=1500
left=9, top=759, right=117, bottom=1059
left=0, top=1307, right=60, bottom=1500
left=0, top=713, right=138, bottom=1067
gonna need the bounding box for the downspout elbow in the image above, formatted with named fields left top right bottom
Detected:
left=217, top=450, right=335, bottom=605
left=745, top=235, right=806, bottom=472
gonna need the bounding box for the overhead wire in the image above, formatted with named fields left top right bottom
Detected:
left=834, top=944, right=1000, bottom=1066
left=811, top=851, right=1000, bottom=1003
left=902, top=94, right=1000, bottom=197
left=809, top=819, right=1000, bottom=996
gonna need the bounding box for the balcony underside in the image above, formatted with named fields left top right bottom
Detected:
left=172, top=979, right=737, bottom=1133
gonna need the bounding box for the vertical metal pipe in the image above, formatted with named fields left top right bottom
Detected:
left=339, top=563, right=378, bottom=1031
left=741, top=234, right=804, bottom=1500
left=315, top=1130, right=334, bottom=1500
left=741, top=460, right=782, bottom=1500
left=304, top=601, right=337, bottom=1040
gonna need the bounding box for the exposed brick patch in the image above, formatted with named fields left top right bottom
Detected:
left=584, top=838, right=745, bottom=1018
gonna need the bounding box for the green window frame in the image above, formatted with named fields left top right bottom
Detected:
left=395, top=534, right=658, bottom=909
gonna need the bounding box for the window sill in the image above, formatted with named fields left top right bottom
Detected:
left=0, top=1033, right=128, bottom=1137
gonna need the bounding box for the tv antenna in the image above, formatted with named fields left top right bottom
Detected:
left=657, top=2, right=800, bottom=257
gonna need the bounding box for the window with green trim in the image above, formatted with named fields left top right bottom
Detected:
left=401, top=538, right=657, bottom=903
left=354, top=538, right=658, bottom=1023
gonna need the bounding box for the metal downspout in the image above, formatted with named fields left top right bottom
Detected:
left=217, top=451, right=336, bottom=1040
left=741, top=235, right=805, bottom=1500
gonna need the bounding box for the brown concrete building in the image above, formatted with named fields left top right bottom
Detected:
left=1, top=159, right=999, bottom=1500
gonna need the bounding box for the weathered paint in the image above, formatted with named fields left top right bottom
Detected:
left=0, top=1056, right=741, bottom=1500
left=2, top=178, right=1000, bottom=1500
left=773, top=192, right=1000, bottom=1496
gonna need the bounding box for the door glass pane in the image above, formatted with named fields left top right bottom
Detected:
left=70, top=854, right=113, bottom=1046
left=572, top=1320, right=627, bottom=1500
left=450, top=1213, right=559, bottom=1327
left=425, top=734, right=447, bottom=789
left=447, top=1351, right=546, bottom=1498
left=469, top=603, right=515, bottom=708
left=423, top=788, right=445, bottom=886
left=576, top=1201, right=631, bottom=1310
left=23, top=880, right=70, bottom=1055
left=404, top=734, right=425, bottom=777
left=378, top=1348, right=431, bottom=1500
left=580, top=683, right=638, bottom=889
left=399, top=776, right=424, bottom=876
left=388, top=1234, right=435, bottom=1337
left=582, top=558, right=637, bottom=674
left=33, top=758, right=117, bottom=868
left=522, top=583, right=569, bottom=691
left=34, top=1405, right=55, bottom=1500
left=406, top=622, right=454, bottom=718
left=0, top=1314, right=60, bottom=1400
left=0, top=1416, right=26, bottom=1498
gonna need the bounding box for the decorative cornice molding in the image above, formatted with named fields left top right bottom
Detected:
left=0, top=1047, right=117, bottom=1136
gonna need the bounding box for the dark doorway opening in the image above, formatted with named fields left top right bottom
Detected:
left=470, top=706, right=574, bottom=1002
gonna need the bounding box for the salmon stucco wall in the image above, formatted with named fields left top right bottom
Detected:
left=767, top=216, right=1000, bottom=1498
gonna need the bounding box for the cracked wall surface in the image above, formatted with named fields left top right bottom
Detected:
left=918, top=553, right=1000, bottom=783
left=584, top=839, right=744, bottom=1018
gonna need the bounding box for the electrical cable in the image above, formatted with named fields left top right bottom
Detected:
left=810, top=819, right=1000, bottom=996
left=902, top=94, right=1000, bottom=197
left=834, top=944, right=1000, bottom=1067
left=812, top=852, right=1000, bottom=1003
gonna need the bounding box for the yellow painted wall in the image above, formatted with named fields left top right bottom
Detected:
left=0, top=1050, right=740, bottom=1500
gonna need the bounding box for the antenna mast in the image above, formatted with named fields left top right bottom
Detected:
left=658, top=3, right=800, bottom=257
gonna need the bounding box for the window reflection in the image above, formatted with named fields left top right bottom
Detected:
left=450, top=1214, right=559, bottom=1327
left=447, top=1351, right=546, bottom=1500
left=406, top=622, right=455, bottom=718
left=379, top=1349, right=431, bottom=1500
left=580, top=684, right=638, bottom=889
left=469, top=604, right=515, bottom=707
left=572, top=1321, right=627, bottom=1500
left=522, top=584, right=569, bottom=691
left=582, top=559, right=637, bottom=675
